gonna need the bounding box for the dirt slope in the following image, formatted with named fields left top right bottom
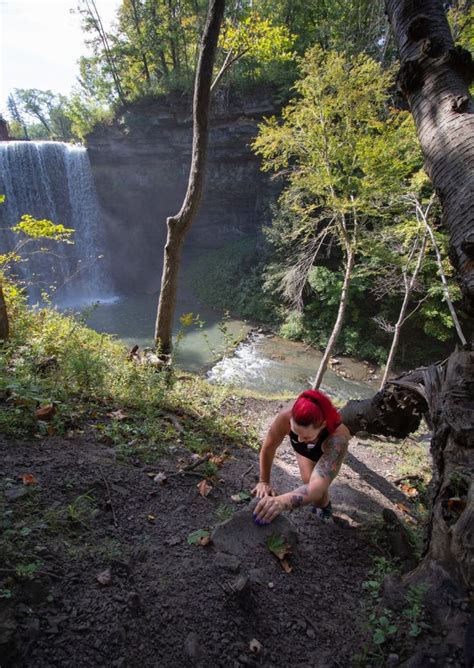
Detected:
left=0, top=399, right=461, bottom=667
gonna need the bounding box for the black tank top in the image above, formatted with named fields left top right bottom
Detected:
left=289, top=427, right=330, bottom=463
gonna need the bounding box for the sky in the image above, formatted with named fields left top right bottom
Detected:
left=0, top=0, right=121, bottom=116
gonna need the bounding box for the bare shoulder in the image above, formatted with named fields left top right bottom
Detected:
left=269, top=408, right=292, bottom=435
left=322, top=423, right=350, bottom=453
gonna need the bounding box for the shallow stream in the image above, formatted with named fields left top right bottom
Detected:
left=84, top=292, right=373, bottom=402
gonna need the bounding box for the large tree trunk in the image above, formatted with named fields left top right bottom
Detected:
left=386, top=0, right=474, bottom=314
left=154, top=0, right=225, bottom=354
left=382, top=1, right=473, bottom=659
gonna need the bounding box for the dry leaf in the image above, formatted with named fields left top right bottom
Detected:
left=209, top=455, right=226, bottom=467
left=401, top=484, right=419, bottom=498
left=153, top=472, right=168, bottom=484
left=249, top=639, right=263, bottom=654
left=20, top=473, right=37, bottom=485
left=35, top=404, right=56, bottom=421
left=280, top=559, right=293, bottom=574
left=107, top=409, right=128, bottom=421
left=197, top=479, right=212, bottom=497
left=96, top=568, right=112, bottom=586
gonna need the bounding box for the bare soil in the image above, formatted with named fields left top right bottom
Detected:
left=0, top=397, right=466, bottom=667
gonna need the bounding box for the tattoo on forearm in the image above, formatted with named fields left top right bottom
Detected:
left=312, top=435, right=348, bottom=481
left=290, top=495, right=304, bottom=508
left=289, top=484, right=309, bottom=509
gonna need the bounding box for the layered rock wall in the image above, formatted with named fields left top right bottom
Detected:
left=87, top=94, right=276, bottom=293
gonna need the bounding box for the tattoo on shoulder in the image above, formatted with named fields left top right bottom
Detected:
left=312, top=435, right=348, bottom=481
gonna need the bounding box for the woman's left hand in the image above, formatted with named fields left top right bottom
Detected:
left=253, top=495, right=286, bottom=525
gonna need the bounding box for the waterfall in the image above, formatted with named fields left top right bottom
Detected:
left=0, top=141, right=115, bottom=305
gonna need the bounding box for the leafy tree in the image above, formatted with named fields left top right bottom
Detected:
left=0, top=195, right=74, bottom=340
left=354, top=0, right=474, bottom=651
left=10, top=89, right=73, bottom=141
left=7, top=95, right=29, bottom=139
left=253, top=47, right=420, bottom=386
left=212, top=11, right=295, bottom=91
left=254, top=0, right=389, bottom=59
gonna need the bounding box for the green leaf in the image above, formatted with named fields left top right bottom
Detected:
left=187, top=529, right=210, bottom=545
left=373, top=628, right=386, bottom=645
left=409, top=623, right=421, bottom=637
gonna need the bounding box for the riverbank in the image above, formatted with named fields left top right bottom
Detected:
left=1, top=302, right=467, bottom=666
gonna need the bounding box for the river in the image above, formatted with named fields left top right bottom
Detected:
left=84, top=291, right=374, bottom=402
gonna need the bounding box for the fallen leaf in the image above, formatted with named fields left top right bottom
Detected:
left=209, top=455, right=226, bottom=467
left=249, top=639, right=263, bottom=654
left=266, top=534, right=292, bottom=560
left=447, top=497, right=466, bottom=514
left=107, top=409, right=128, bottom=421
left=187, top=529, right=210, bottom=545
left=231, top=491, right=251, bottom=503
left=280, top=559, right=293, bottom=574
left=153, top=472, right=168, bottom=484
left=197, top=479, right=212, bottom=497
left=35, top=404, right=56, bottom=421
left=20, top=474, right=38, bottom=485
left=96, top=568, right=112, bottom=586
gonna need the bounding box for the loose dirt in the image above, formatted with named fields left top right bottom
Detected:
left=0, top=397, right=461, bottom=667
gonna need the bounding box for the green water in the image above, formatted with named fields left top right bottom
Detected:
left=85, top=292, right=373, bottom=401
left=85, top=291, right=249, bottom=373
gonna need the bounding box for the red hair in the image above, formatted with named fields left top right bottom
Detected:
left=291, top=389, right=341, bottom=433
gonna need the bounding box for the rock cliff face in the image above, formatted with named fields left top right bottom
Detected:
left=87, top=94, right=277, bottom=294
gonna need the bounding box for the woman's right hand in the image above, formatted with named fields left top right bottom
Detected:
left=251, top=482, right=276, bottom=498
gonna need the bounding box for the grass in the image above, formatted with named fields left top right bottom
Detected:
left=0, top=289, right=266, bottom=601
left=355, top=556, right=430, bottom=666
left=0, top=290, right=261, bottom=459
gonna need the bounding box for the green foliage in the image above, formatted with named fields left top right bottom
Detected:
left=11, top=216, right=74, bottom=243
left=254, top=47, right=419, bottom=220
left=9, top=89, right=74, bottom=141
left=186, top=238, right=279, bottom=323
left=0, top=283, right=259, bottom=460
left=215, top=504, right=234, bottom=522
left=67, top=492, right=98, bottom=529
left=255, top=0, right=389, bottom=59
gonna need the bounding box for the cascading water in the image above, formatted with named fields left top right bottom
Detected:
left=0, top=141, right=115, bottom=305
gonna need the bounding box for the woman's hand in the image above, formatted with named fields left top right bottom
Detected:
left=253, top=495, right=286, bottom=525
left=251, top=482, right=276, bottom=498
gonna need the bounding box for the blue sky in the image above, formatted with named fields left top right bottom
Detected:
left=0, top=0, right=121, bottom=116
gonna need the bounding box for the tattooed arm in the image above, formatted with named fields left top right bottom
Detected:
left=253, top=428, right=349, bottom=523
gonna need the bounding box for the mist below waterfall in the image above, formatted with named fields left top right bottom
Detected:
left=0, top=141, right=114, bottom=305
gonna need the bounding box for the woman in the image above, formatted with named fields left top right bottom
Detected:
left=252, top=389, right=350, bottom=525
